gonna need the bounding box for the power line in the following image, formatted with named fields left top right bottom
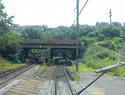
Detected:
left=72, top=0, right=89, bottom=25
left=79, top=0, right=89, bottom=16
left=73, top=7, right=76, bottom=14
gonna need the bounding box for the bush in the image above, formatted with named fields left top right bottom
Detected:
left=97, top=34, right=105, bottom=41
left=70, top=61, right=94, bottom=72
left=88, top=32, right=97, bottom=37
left=81, top=39, right=125, bottom=77
left=98, top=40, right=115, bottom=50
left=0, top=56, right=24, bottom=72
left=0, top=32, right=23, bottom=62
left=101, top=28, right=120, bottom=38
left=97, top=38, right=123, bottom=51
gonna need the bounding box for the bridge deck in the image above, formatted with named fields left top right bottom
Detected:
left=23, top=39, right=77, bottom=43
left=23, top=39, right=78, bottom=49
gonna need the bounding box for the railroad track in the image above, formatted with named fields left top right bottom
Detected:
left=63, top=68, right=76, bottom=95
left=0, top=64, right=35, bottom=89
left=53, top=66, right=76, bottom=95
left=0, top=65, right=77, bottom=95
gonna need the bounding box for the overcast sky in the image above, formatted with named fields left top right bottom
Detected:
left=2, top=0, right=125, bottom=27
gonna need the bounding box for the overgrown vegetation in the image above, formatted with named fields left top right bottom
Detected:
left=37, top=64, right=47, bottom=74
left=79, top=27, right=125, bottom=77
left=69, top=62, right=94, bottom=81
left=0, top=3, right=23, bottom=71
left=0, top=56, right=24, bottom=72
left=69, top=26, right=125, bottom=77
left=70, top=61, right=94, bottom=72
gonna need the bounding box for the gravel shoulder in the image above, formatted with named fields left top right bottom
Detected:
left=77, top=72, right=125, bottom=95
left=15, top=65, right=40, bottom=80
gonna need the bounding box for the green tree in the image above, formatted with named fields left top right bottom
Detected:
left=111, top=22, right=121, bottom=26
left=101, top=28, right=120, bottom=38
left=0, top=4, right=14, bottom=35
left=0, top=32, right=22, bottom=62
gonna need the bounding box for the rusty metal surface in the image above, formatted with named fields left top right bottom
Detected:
left=23, top=39, right=77, bottom=44
left=23, top=45, right=77, bottom=49
left=22, top=39, right=79, bottom=49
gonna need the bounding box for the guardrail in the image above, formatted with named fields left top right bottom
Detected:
left=95, top=62, right=125, bottom=73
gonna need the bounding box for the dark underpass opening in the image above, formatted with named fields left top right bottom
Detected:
left=52, top=49, right=75, bottom=66
left=22, top=48, right=76, bottom=66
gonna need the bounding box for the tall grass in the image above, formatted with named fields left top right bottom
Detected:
left=37, top=64, right=47, bottom=73
left=70, top=62, right=94, bottom=72
left=69, top=62, right=94, bottom=81
left=0, top=56, right=24, bottom=72
left=80, top=41, right=125, bottom=77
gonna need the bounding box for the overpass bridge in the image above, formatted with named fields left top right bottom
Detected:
left=23, top=39, right=77, bottom=49
left=22, top=39, right=80, bottom=64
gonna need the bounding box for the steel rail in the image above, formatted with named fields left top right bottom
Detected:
left=53, top=78, right=57, bottom=95
left=0, top=64, right=30, bottom=78
left=0, top=64, right=35, bottom=89
left=63, top=67, right=75, bottom=95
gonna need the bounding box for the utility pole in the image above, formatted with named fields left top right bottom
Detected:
left=0, top=0, right=2, bottom=18
left=76, top=0, right=79, bottom=72
left=109, top=9, right=112, bottom=27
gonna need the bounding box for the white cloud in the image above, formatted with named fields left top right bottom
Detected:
left=3, top=0, right=125, bottom=27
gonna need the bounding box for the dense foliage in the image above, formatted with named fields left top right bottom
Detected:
left=0, top=56, right=24, bottom=72
left=0, top=4, right=22, bottom=63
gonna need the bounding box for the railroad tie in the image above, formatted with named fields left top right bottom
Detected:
left=2, top=79, right=43, bottom=95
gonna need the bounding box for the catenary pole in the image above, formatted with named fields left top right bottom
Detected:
left=76, top=0, right=79, bottom=72
left=109, top=9, right=112, bottom=28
